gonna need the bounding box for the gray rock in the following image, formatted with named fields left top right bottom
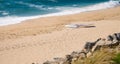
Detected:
left=108, top=33, right=120, bottom=47
left=43, top=61, right=59, bottom=64
left=78, top=51, right=86, bottom=59
left=107, top=35, right=113, bottom=41
left=53, top=57, right=66, bottom=64
left=43, top=33, right=120, bottom=64
left=115, top=33, right=120, bottom=41
left=84, top=38, right=101, bottom=53
left=71, top=51, right=79, bottom=58
left=117, top=33, right=120, bottom=40
left=53, top=57, right=65, bottom=61
left=112, top=33, right=119, bottom=43
left=65, top=55, right=73, bottom=64
left=70, top=51, right=80, bottom=62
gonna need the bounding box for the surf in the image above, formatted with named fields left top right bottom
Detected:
left=0, top=0, right=120, bottom=26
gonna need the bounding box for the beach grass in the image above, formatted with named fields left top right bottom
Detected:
left=72, top=46, right=120, bottom=64
left=112, top=53, right=120, bottom=64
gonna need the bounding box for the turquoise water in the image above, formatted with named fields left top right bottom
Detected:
left=0, top=0, right=120, bottom=26
left=0, top=0, right=109, bottom=17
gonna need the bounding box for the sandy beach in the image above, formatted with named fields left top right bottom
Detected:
left=0, top=6, right=120, bottom=64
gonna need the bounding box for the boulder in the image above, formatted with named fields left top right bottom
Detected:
left=117, top=33, right=120, bottom=41
left=107, top=35, right=113, bottom=41
left=70, top=51, right=80, bottom=62
left=78, top=51, right=87, bottom=59
left=64, top=55, right=73, bottom=64
left=108, top=33, right=120, bottom=47
left=70, top=51, right=80, bottom=58
left=84, top=38, right=101, bottom=53
left=112, top=33, right=119, bottom=43
left=84, top=42, right=94, bottom=53
left=114, top=33, right=120, bottom=41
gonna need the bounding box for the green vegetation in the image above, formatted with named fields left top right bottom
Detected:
left=72, top=46, right=120, bottom=64
left=112, top=53, right=120, bottom=64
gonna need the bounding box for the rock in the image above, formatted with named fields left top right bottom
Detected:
left=114, top=33, right=120, bottom=40
left=66, top=55, right=73, bottom=61
left=70, top=51, right=80, bottom=62
left=78, top=51, right=86, bottom=59
left=108, top=33, right=120, bottom=47
left=64, top=55, right=73, bottom=64
left=114, top=33, right=120, bottom=42
left=43, top=60, right=59, bottom=64
left=112, top=33, right=119, bottom=43
left=71, top=51, right=79, bottom=58
left=86, top=52, right=93, bottom=57
left=84, top=38, right=101, bottom=53
left=91, top=38, right=106, bottom=52
left=107, top=33, right=120, bottom=44
left=53, top=57, right=65, bottom=61
left=71, top=51, right=78, bottom=55
left=84, top=42, right=94, bottom=53
left=43, top=33, right=120, bottom=64
left=53, top=57, right=66, bottom=64
left=116, top=33, right=120, bottom=41
left=107, top=35, right=113, bottom=41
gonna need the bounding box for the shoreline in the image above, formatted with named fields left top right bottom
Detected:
left=0, top=6, right=120, bottom=64
left=0, top=6, right=120, bottom=40
left=0, top=0, right=120, bottom=26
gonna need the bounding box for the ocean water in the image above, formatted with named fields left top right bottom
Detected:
left=0, top=0, right=120, bottom=26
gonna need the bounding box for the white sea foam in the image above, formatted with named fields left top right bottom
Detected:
left=15, top=1, right=47, bottom=10
left=0, top=0, right=120, bottom=26
left=0, top=11, right=9, bottom=16
left=2, top=12, right=9, bottom=16
left=0, top=16, right=28, bottom=26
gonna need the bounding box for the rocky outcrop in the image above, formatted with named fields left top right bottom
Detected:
left=41, top=33, right=120, bottom=64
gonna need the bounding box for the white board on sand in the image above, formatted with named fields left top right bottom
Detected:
left=65, top=24, right=95, bottom=28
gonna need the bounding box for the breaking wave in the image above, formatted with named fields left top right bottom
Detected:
left=0, top=0, right=120, bottom=26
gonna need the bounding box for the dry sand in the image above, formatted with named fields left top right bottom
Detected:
left=0, top=6, right=120, bottom=64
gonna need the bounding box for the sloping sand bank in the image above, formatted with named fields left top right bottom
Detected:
left=0, top=20, right=120, bottom=64
left=0, top=7, right=120, bottom=64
